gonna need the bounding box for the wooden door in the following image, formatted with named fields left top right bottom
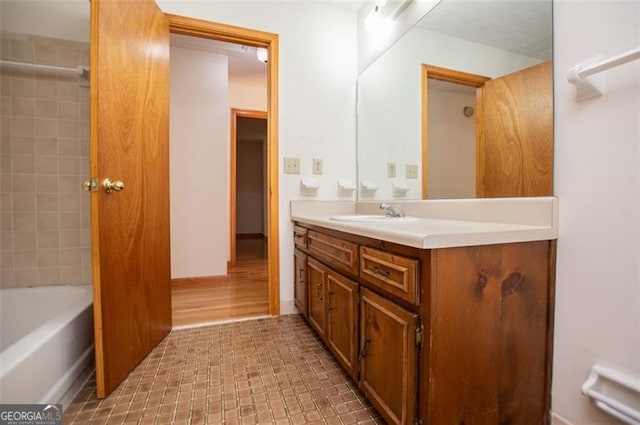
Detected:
left=90, top=0, right=171, bottom=397
left=307, top=258, right=327, bottom=338
left=479, top=61, right=553, bottom=197
left=326, top=271, right=358, bottom=378
left=359, top=288, right=419, bottom=425
left=294, top=249, right=308, bottom=316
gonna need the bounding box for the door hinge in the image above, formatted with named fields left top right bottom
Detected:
left=415, top=323, right=424, bottom=348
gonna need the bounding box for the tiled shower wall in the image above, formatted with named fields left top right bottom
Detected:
left=0, top=31, right=91, bottom=288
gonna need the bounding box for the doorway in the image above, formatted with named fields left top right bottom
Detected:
left=167, top=15, right=279, bottom=326
left=421, top=65, right=489, bottom=199
left=230, top=110, right=268, bottom=266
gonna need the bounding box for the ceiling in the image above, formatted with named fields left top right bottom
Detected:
left=1, top=0, right=551, bottom=74
left=170, top=34, right=267, bottom=77
left=417, top=0, right=552, bottom=60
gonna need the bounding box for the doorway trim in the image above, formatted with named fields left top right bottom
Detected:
left=230, top=109, right=268, bottom=267
left=167, top=14, right=281, bottom=315
left=421, top=64, right=490, bottom=199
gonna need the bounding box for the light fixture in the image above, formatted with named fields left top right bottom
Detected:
left=365, top=0, right=414, bottom=32
left=256, top=48, right=268, bottom=63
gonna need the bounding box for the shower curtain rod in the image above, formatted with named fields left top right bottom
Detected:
left=0, top=60, right=89, bottom=77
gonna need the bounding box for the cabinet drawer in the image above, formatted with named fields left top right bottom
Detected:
left=360, top=246, right=420, bottom=305
left=308, top=230, right=359, bottom=275
left=293, top=225, right=308, bottom=249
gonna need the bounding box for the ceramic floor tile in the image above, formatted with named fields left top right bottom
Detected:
left=64, top=315, right=385, bottom=424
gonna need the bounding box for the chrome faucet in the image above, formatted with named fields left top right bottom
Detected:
left=379, top=203, right=405, bottom=218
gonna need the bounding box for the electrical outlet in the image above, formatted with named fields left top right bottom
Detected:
left=284, top=157, right=300, bottom=174
left=387, top=162, right=396, bottom=178
left=406, top=163, right=418, bottom=179
left=312, top=158, right=323, bottom=175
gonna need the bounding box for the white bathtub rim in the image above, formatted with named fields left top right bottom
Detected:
left=0, top=290, right=93, bottom=380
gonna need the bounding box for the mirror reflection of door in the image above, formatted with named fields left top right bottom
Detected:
left=422, top=61, right=553, bottom=199
left=426, top=80, right=477, bottom=199
left=421, top=65, right=489, bottom=199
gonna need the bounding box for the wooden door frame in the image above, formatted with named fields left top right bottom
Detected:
left=167, top=14, right=280, bottom=315
left=230, top=109, right=268, bottom=267
left=421, top=64, right=490, bottom=199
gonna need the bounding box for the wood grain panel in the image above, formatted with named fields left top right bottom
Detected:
left=293, top=225, right=308, bottom=249
left=427, top=242, right=552, bottom=424
left=360, top=288, right=418, bottom=425
left=307, top=257, right=327, bottom=338
left=360, top=246, right=419, bottom=305
left=326, top=271, right=358, bottom=378
left=294, top=249, right=308, bottom=316
left=92, top=0, right=171, bottom=397
left=481, top=61, right=553, bottom=197
left=308, top=230, right=359, bottom=276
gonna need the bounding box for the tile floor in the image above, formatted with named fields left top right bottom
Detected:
left=64, top=315, right=385, bottom=424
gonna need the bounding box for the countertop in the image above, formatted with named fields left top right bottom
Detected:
left=290, top=197, right=558, bottom=249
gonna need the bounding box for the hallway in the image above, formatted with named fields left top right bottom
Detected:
left=171, top=237, right=270, bottom=327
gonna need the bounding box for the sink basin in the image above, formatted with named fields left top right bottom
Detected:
left=330, top=215, right=419, bottom=223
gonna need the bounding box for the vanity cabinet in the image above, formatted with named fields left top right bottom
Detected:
left=307, top=257, right=327, bottom=338
left=360, top=287, right=419, bottom=425
left=326, top=271, right=358, bottom=378
left=293, top=249, right=308, bottom=317
left=294, top=223, right=555, bottom=425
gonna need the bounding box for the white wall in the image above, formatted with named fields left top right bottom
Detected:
left=169, top=46, right=229, bottom=278
left=427, top=86, right=476, bottom=199
left=229, top=74, right=267, bottom=111
left=552, top=1, right=640, bottom=424
left=158, top=1, right=358, bottom=309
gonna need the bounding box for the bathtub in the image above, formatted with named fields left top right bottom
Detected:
left=0, top=285, right=94, bottom=405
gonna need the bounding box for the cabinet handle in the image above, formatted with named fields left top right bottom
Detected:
left=358, top=337, right=371, bottom=361
left=367, top=265, right=391, bottom=277
left=294, top=233, right=304, bottom=239
left=327, top=291, right=335, bottom=311
left=316, top=282, right=323, bottom=301
left=299, top=268, right=304, bottom=280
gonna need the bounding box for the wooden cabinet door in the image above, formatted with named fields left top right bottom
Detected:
left=307, top=257, right=327, bottom=338
left=360, top=288, right=419, bottom=425
left=326, top=271, right=358, bottom=378
left=294, top=249, right=308, bottom=317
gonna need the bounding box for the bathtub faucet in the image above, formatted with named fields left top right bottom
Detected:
left=379, top=203, right=405, bottom=218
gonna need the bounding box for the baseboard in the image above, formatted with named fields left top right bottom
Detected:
left=551, top=412, right=575, bottom=425
left=172, top=275, right=228, bottom=285
left=280, top=299, right=298, bottom=315
left=172, top=314, right=272, bottom=331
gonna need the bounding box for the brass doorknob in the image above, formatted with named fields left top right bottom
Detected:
left=82, top=179, right=97, bottom=192
left=102, top=178, right=125, bottom=193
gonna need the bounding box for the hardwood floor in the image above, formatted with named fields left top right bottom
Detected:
left=171, top=237, right=269, bottom=327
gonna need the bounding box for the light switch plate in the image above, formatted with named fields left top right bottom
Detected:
left=387, top=162, right=396, bottom=178
left=406, top=164, right=418, bottom=179
left=313, top=158, right=323, bottom=175
left=284, top=157, right=300, bottom=174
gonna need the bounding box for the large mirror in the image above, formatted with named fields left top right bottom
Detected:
left=357, top=0, right=553, bottom=200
